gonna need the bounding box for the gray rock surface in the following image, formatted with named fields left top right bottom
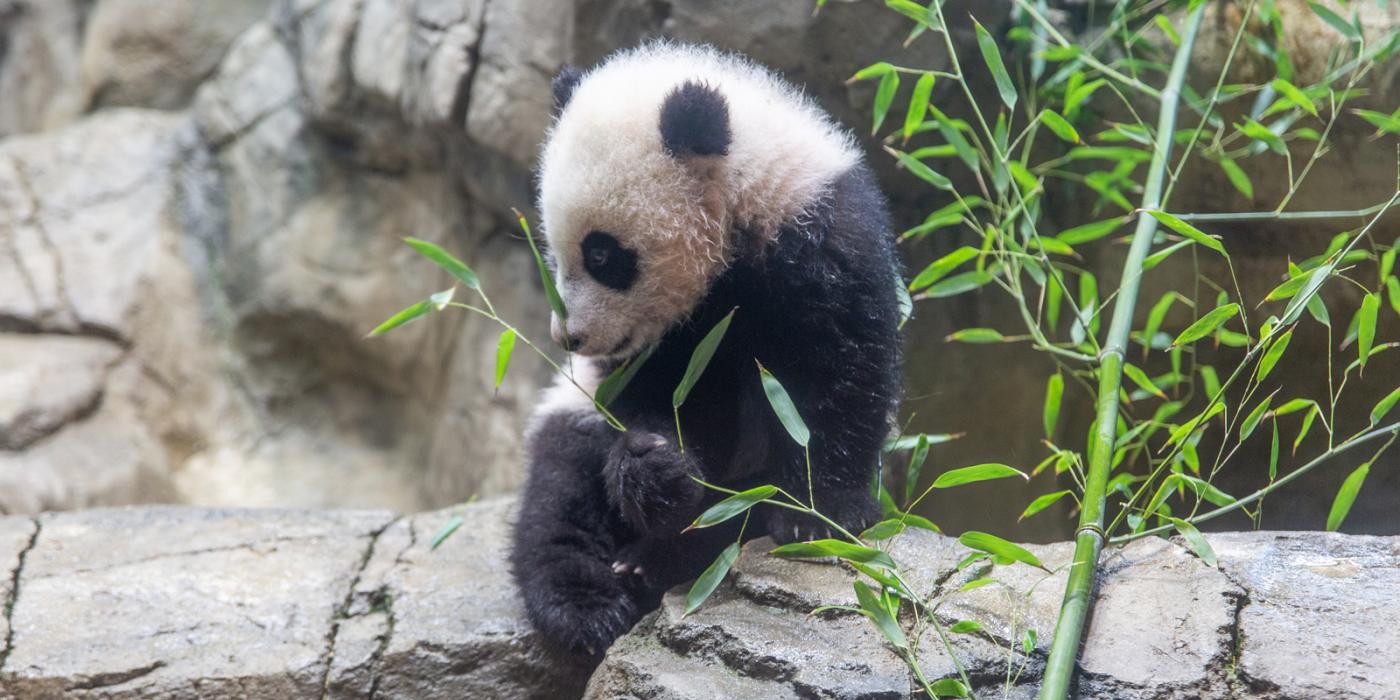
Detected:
left=0, top=499, right=589, bottom=699
left=590, top=528, right=1400, bottom=700
left=0, top=500, right=1393, bottom=699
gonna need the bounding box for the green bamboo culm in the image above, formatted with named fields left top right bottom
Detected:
left=1037, top=5, right=1208, bottom=699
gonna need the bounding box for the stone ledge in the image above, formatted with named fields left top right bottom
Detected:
left=0, top=499, right=1395, bottom=699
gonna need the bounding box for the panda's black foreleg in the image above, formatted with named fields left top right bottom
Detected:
left=510, top=409, right=642, bottom=656
left=602, top=426, right=705, bottom=538
left=761, top=362, right=891, bottom=545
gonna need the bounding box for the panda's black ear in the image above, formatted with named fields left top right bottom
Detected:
left=660, top=81, right=731, bottom=158
left=552, top=65, right=583, bottom=114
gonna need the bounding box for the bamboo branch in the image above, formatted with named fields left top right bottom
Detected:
left=1113, top=420, right=1400, bottom=543
left=1037, top=6, right=1207, bottom=699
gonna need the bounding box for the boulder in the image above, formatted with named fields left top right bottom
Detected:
left=1, top=499, right=1395, bottom=699
left=0, top=499, right=590, bottom=699
left=590, top=528, right=1400, bottom=700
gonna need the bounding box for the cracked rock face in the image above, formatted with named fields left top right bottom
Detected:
left=0, top=502, right=1396, bottom=699
left=590, top=528, right=1400, bottom=700
left=0, top=500, right=586, bottom=699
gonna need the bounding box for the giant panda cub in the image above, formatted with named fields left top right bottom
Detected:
left=511, top=41, right=903, bottom=655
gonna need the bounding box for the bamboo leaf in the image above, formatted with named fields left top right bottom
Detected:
left=1358, top=293, right=1379, bottom=373
left=1172, top=304, right=1240, bottom=347
left=689, top=485, right=778, bottom=530
left=673, top=309, right=735, bottom=408
left=1273, top=398, right=1316, bottom=416
left=861, top=518, right=907, bottom=541
left=1123, top=363, right=1166, bottom=399
left=950, top=620, right=983, bottom=634
left=1271, top=78, right=1317, bottom=117
left=903, top=73, right=936, bottom=141
left=849, top=61, right=895, bottom=82
left=1294, top=405, right=1319, bottom=454
left=1308, top=1, right=1361, bottom=41
left=516, top=212, right=568, bottom=321
left=1218, top=158, right=1254, bottom=199
left=595, top=346, right=654, bottom=407
left=1269, top=419, right=1280, bottom=481
left=1353, top=109, right=1400, bottom=135
left=873, top=71, right=900, bottom=135
left=685, top=542, right=740, bottom=615
left=1039, top=109, right=1081, bottom=144
left=948, top=328, right=1005, bottom=343
left=494, top=329, right=516, bottom=390
left=757, top=363, right=810, bottom=447
left=1236, top=118, right=1287, bottom=154
left=1371, top=387, right=1400, bottom=426
left=929, top=679, right=970, bottom=698
left=895, top=273, right=913, bottom=329
left=853, top=580, right=908, bottom=649
left=368, top=299, right=433, bottom=337
left=430, top=514, right=464, bottom=550
left=1169, top=517, right=1217, bottom=567
left=975, top=21, right=1017, bottom=110
left=1043, top=372, right=1063, bottom=439
left=1057, top=217, right=1126, bottom=245
left=891, top=149, right=953, bottom=189
left=1019, top=490, right=1072, bottom=520
left=1256, top=329, right=1293, bottom=381
left=958, top=531, right=1046, bottom=570
left=1239, top=395, right=1273, bottom=442
left=931, top=463, right=1027, bottom=489
left=910, top=246, right=979, bottom=292
left=904, top=433, right=931, bottom=504
left=1146, top=211, right=1226, bottom=256
left=405, top=238, right=480, bottom=290
left=1326, top=462, right=1370, bottom=531
left=923, top=270, right=995, bottom=298
left=771, top=539, right=896, bottom=568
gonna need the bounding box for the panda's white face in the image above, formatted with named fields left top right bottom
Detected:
left=539, top=74, right=733, bottom=359
left=535, top=43, right=862, bottom=359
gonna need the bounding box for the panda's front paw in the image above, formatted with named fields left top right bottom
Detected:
left=604, top=430, right=703, bottom=533
left=767, top=487, right=881, bottom=545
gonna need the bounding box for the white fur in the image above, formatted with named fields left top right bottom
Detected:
left=536, top=42, right=860, bottom=359
left=525, top=359, right=606, bottom=439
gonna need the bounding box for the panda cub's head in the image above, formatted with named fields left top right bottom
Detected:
left=536, top=42, right=859, bottom=359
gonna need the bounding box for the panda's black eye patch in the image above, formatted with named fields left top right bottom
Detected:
left=581, top=231, right=637, bottom=291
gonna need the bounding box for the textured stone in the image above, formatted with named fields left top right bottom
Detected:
left=1213, top=531, right=1400, bottom=700
left=0, top=501, right=585, bottom=698
left=80, top=0, right=274, bottom=113
left=0, top=0, right=89, bottom=137
left=0, top=503, right=1395, bottom=698
left=328, top=499, right=593, bottom=698
left=0, top=335, right=121, bottom=451
left=594, top=529, right=1400, bottom=699
left=1, top=507, right=394, bottom=698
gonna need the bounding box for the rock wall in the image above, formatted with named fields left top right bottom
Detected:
left=0, top=499, right=1396, bottom=699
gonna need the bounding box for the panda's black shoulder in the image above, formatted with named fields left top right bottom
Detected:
left=765, top=162, right=896, bottom=276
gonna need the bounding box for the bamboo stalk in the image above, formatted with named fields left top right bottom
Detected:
left=1037, top=6, right=1207, bottom=699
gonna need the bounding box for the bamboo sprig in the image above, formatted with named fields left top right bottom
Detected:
left=1037, top=5, right=1207, bottom=699
left=1115, top=420, right=1400, bottom=544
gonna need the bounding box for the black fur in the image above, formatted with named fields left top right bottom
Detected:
left=552, top=65, right=584, bottom=114
left=511, top=164, right=902, bottom=655
left=581, top=231, right=639, bottom=291
left=658, top=81, right=732, bottom=157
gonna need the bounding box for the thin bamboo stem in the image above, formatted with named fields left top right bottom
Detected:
left=1115, top=420, right=1400, bottom=543
left=1038, top=6, right=1206, bottom=699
